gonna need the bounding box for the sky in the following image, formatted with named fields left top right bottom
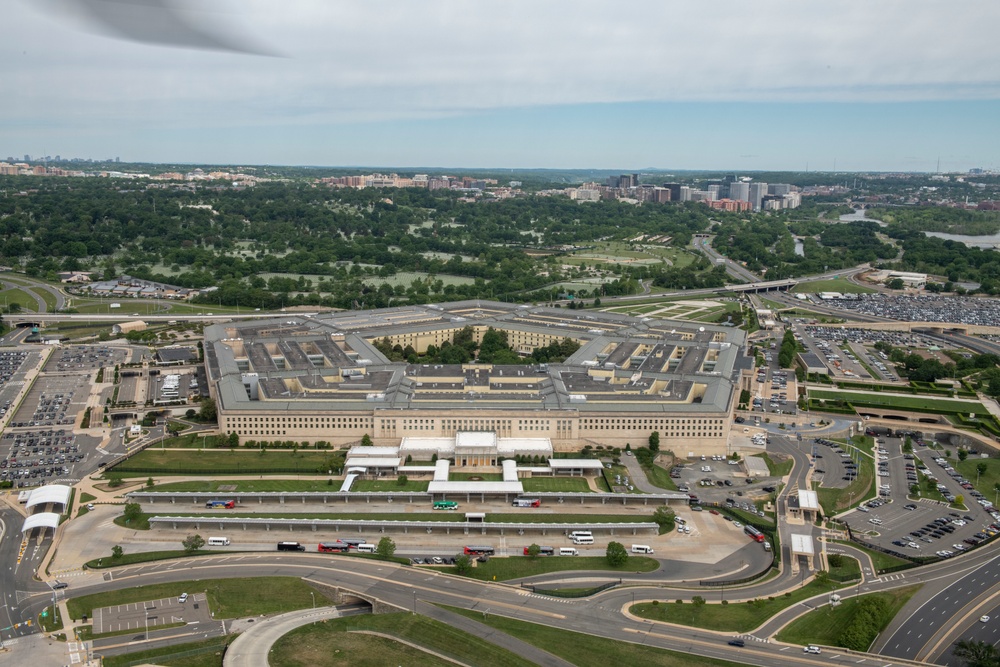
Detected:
left=2, top=0, right=999, bottom=172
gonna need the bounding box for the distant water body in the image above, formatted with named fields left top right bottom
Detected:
left=837, top=210, right=1000, bottom=248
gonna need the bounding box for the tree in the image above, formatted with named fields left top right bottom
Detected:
left=111, top=545, right=124, bottom=560
left=376, top=536, right=396, bottom=559
left=956, top=494, right=965, bottom=507
left=978, top=462, right=988, bottom=477
left=454, top=554, right=473, bottom=574
left=228, top=432, right=240, bottom=448
left=197, top=397, right=217, bottom=422
left=953, top=639, right=999, bottom=667
left=886, top=278, right=905, bottom=290
left=652, top=506, right=676, bottom=531
left=146, top=476, right=154, bottom=488
left=648, top=431, right=660, bottom=453
left=526, top=543, right=541, bottom=559
left=606, top=541, right=628, bottom=567
left=396, top=474, right=408, bottom=486
left=959, top=449, right=969, bottom=461
left=360, top=434, right=373, bottom=447
left=122, top=502, right=143, bottom=524
left=182, top=534, right=205, bottom=552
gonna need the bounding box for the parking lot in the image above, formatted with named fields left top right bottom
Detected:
left=0, top=349, right=35, bottom=421
left=841, top=434, right=1000, bottom=558
left=8, top=373, right=99, bottom=428
left=44, top=344, right=130, bottom=372
left=819, top=293, right=1000, bottom=327
left=670, top=455, right=778, bottom=510
left=809, top=437, right=854, bottom=489
left=93, top=593, right=213, bottom=635
left=0, top=429, right=101, bottom=488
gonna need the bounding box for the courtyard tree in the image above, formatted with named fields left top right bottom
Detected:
left=653, top=506, right=676, bottom=531
left=376, top=536, right=396, bottom=559
left=526, top=543, right=541, bottom=559
left=182, top=534, right=205, bottom=552
left=111, top=545, right=124, bottom=560
left=454, top=554, right=473, bottom=575
left=648, top=431, right=660, bottom=453
left=606, top=541, right=628, bottom=567
left=122, top=502, right=143, bottom=525
left=198, top=397, right=217, bottom=422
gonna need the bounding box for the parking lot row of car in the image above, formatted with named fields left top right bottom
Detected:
left=1, top=429, right=82, bottom=488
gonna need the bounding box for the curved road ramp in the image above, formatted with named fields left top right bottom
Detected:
left=224, top=605, right=369, bottom=667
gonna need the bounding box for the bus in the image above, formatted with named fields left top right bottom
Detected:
left=277, top=541, right=305, bottom=551
left=205, top=499, right=235, bottom=509
left=317, top=542, right=350, bottom=553
left=512, top=498, right=541, bottom=508
left=523, top=546, right=555, bottom=556
left=744, top=524, right=765, bottom=543
left=433, top=500, right=459, bottom=510
left=464, top=545, right=495, bottom=556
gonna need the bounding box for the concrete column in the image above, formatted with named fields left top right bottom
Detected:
left=280, top=496, right=285, bottom=504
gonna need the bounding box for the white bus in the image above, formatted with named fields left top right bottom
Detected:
left=207, top=536, right=230, bottom=546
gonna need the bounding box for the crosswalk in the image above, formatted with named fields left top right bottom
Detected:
left=736, top=633, right=771, bottom=643
left=872, top=573, right=906, bottom=583
left=516, top=590, right=579, bottom=604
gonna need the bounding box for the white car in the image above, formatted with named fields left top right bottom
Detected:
left=804, top=645, right=822, bottom=654
left=178, top=593, right=188, bottom=603
left=732, top=521, right=743, bottom=528
left=982, top=615, right=991, bottom=623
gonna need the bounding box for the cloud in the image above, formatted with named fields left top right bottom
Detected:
left=3, top=1, right=1000, bottom=145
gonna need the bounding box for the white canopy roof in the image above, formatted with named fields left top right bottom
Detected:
left=22, top=512, right=61, bottom=533
left=797, top=489, right=820, bottom=511
left=549, top=459, right=605, bottom=470
left=25, top=484, right=72, bottom=510
left=790, top=533, right=815, bottom=556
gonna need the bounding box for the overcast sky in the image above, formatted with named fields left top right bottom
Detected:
left=2, top=0, right=999, bottom=171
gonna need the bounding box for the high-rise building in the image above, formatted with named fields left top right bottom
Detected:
left=678, top=186, right=692, bottom=202
left=662, top=183, right=682, bottom=201
left=749, top=183, right=768, bottom=211
left=728, top=182, right=750, bottom=202
left=769, top=183, right=792, bottom=196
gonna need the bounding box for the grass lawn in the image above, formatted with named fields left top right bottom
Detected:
left=631, top=577, right=848, bottom=632
left=815, top=436, right=875, bottom=516
left=521, top=477, right=593, bottom=493
left=642, top=463, right=679, bottom=491
left=111, top=449, right=343, bottom=475
left=39, top=604, right=64, bottom=633
left=67, top=577, right=325, bottom=621
left=956, top=457, right=1000, bottom=501
left=1, top=287, right=40, bottom=312
left=433, top=555, right=659, bottom=581
left=807, top=388, right=988, bottom=415
left=792, top=278, right=876, bottom=294
left=100, top=636, right=228, bottom=667
left=755, top=453, right=793, bottom=477
left=152, top=480, right=343, bottom=493
left=450, top=472, right=504, bottom=481
left=86, top=549, right=215, bottom=569
left=776, top=585, right=921, bottom=647
left=829, top=540, right=911, bottom=572
left=270, top=612, right=534, bottom=667
left=351, top=479, right=430, bottom=492
left=828, top=556, right=861, bottom=582
left=80, top=492, right=97, bottom=503
left=445, top=605, right=743, bottom=667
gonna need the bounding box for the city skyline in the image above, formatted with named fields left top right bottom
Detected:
left=2, top=1, right=999, bottom=171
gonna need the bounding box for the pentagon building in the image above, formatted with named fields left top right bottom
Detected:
left=204, top=300, right=747, bottom=456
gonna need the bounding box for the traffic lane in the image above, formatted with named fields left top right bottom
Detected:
left=94, top=620, right=227, bottom=657
left=936, top=597, right=1000, bottom=666
left=880, top=554, right=1000, bottom=660
left=49, top=554, right=906, bottom=667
